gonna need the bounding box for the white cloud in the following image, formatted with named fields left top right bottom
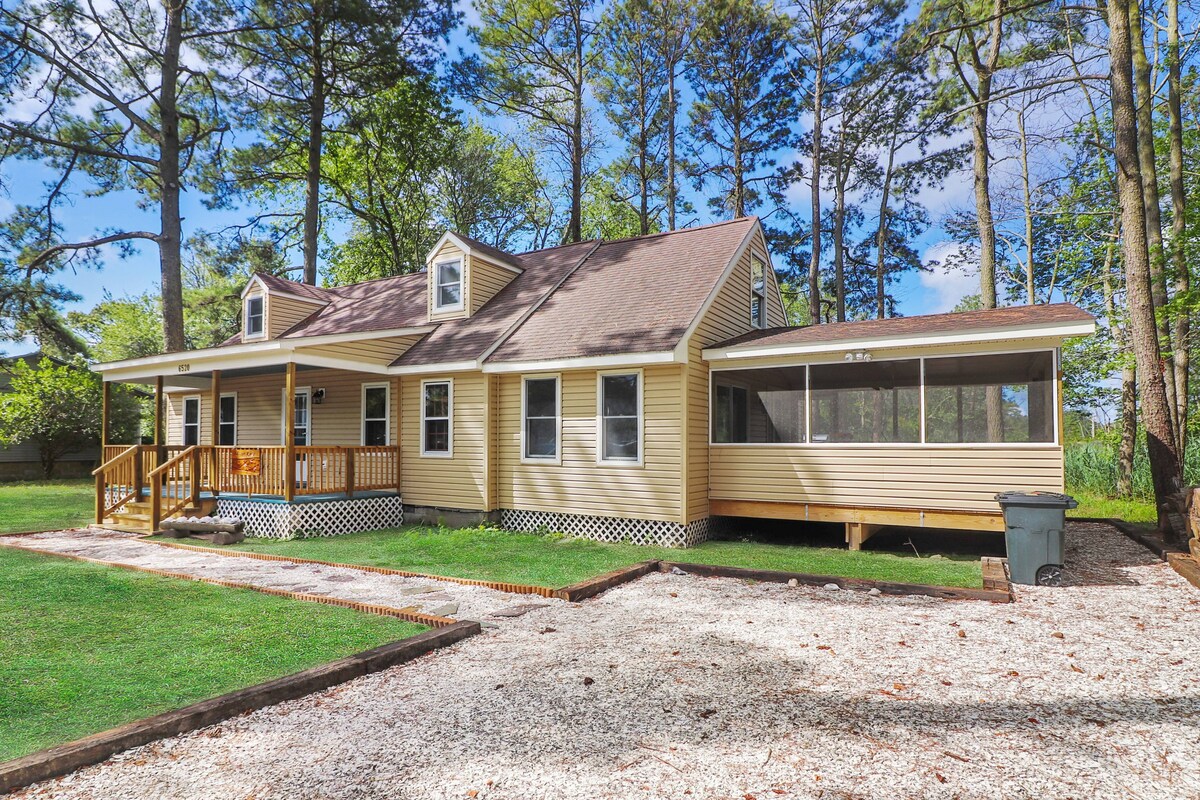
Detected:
left=919, top=241, right=980, bottom=313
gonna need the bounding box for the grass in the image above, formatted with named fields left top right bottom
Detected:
left=1067, top=488, right=1157, bottom=524
left=0, top=546, right=425, bottom=762
left=0, top=479, right=94, bottom=533
left=171, top=524, right=986, bottom=589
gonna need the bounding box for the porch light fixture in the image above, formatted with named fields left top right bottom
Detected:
left=313, top=388, right=326, bottom=405
left=844, top=350, right=872, bottom=362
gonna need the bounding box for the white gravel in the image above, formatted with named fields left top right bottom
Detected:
left=11, top=522, right=1200, bottom=799
left=2, top=530, right=546, bottom=622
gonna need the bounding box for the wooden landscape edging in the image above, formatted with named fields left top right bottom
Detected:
left=0, top=622, right=479, bottom=796
left=656, top=561, right=1013, bottom=603
left=1079, top=517, right=1200, bottom=592
left=144, top=537, right=558, bottom=598
left=553, top=560, right=661, bottom=601
left=0, top=539, right=457, bottom=629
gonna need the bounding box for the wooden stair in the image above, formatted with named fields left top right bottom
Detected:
left=100, top=497, right=217, bottom=535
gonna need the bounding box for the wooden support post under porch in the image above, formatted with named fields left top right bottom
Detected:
left=844, top=522, right=883, bottom=551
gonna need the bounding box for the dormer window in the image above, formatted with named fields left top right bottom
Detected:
left=245, top=295, right=264, bottom=337
left=750, top=255, right=767, bottom=329
left=434, top=259, right=463, bottom=311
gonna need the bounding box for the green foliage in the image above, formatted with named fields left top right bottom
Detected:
left=0, top=357, right=139, bottom=476
left=0, top=479, right=94, bottom=533
left=1065, top=438, right=1200, bottom=501
left=685, top=0, right=794, bottom=217
left=580, top=170, right=657, bottom=241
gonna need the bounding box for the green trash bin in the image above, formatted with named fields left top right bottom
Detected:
left=995, top=491, right=1078, bottom=586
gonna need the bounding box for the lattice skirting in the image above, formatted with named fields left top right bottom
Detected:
left=499, top=509, right=711, bottom=548
left=215, top=495, right=403, bottom=539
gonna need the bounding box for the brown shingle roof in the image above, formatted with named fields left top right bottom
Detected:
left=451, top=233, right=522, bottom=271
left=709, top=303, right=1095, bottom=351
left=280, top=273, right=429, bottom=338
left=253, top=272, right=333, bottom=303
left=486, top=218, right=757, bottom=363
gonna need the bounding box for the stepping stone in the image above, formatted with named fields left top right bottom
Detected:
left=399, top=586, right=440, bottom=596
left=489, top=603, right=550, bottom=618
left=325, top=575, right=356, bottom=583
left=423, top=603, right=459, bottom=617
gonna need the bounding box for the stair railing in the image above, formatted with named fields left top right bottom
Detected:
left=92, top=445, right=141, bottom=525
left=146, top=445, right=203, bottom=532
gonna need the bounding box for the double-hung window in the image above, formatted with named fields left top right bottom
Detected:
left=362, top=384, right=389, bottom=446
left=522, top=376, right=560, bottom=461
left=434, top=260, right=463, bottom=311
left=422, top=380, right=452, bottom=455
left=182, top=396, right=200, bottom=446
left=218, top=394, right=237, bottom=445
left=599, top=372, right=641, bottom=464
left=245, top=295, right=264, bottom=337
left=750, top=255, right=767, bottom=329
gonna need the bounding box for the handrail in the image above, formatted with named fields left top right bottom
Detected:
left=147, top=445, right=199, bottom=479
left=149, top=446, right=203, bottom=531
left=92, top=445, right=139, bottom=477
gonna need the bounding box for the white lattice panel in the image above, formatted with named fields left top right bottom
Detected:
left=499, top=509, right=710, bottom=549
left=216, top=495, right=403, bottom=539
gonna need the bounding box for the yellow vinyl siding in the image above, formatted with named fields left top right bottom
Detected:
left=166, top=369, right=400, bottom=448
left=428, top=241, right=468, bottom=321
left=267, top=294, right=324, bottom=339
left=709, top=445, right=1064, bottom=513
left=469, top=256, right=517, bottom=313
left=400, top=371, right=488, bottom=509
left=682, top=226, right=787, bottom=523
left=497, top=366, right=684, bottom=522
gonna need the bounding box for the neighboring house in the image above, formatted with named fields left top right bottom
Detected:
left=93, top=218, right=1095, bottom=546
left=0, top=352, right=100, bottom=480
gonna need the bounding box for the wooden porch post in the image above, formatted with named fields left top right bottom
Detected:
left=154, top=376, right=164, bottom=466
left=284, top=362, right=296, bottom=501
left=209, top=369, right=221, bottom=496
left=100, top=380, right=110, bottom=449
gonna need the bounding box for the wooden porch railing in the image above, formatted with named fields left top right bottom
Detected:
left=92, top=445, right=141, bottom=524
left=96, top=444, right=401, bottom=530
left=147, top=446, right=201, bottom=531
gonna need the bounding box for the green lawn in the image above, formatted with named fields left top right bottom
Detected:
left=0, top=546, right=424, bottom=762
left=1066, top=489, right=1157, bottom=524
left=0, top=479, right=94, bottom=533
left=171, top=525, right=986, bottom=589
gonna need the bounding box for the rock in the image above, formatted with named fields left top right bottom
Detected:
left=423, top=603, right=459, bottom=617
left=1051, top=631, right=1065, bottom=639
left=671, top=567, right=686, bottom=575
left=823, top=583, right=840, bottom=591
left=868, top=588, right=882, bottom=596
left=582, top=676, right=594, bottom=686
left=489, top=603, right=550, bottom=618
left=787, top=578, right=799, bottom=587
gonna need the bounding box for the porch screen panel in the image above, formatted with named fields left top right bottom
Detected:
left=923, top=351, right=1055, bottom=443
left=809, top=360, right=920, bottom=443
left=712, top=367, right=806, bottom=443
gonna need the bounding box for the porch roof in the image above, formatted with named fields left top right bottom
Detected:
left=703, top=303, right=1096, bottom=361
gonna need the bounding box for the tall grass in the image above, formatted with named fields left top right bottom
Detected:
left=1065, top=438, right=1200, bottom=499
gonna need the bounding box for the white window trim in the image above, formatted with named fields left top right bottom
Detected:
left=420, top=379, right=454, bottom=458
left=750, top=253, right=768, bottom=329
left=218, top=392, right=238, bottom=446
left=361, top=381, right=391, bottom=446
left=281, top=386, right=312, bottom=446
left=433, top=259, right=464, bottom=313
left=707, top=347, right=1060, bottom=449
left=182, top=395, right=201, bottom=446
left=596, top=369, right=644, bottom=467
left=244, top=294, right=266, bottom=340
left=521, top=373, right=562, bottom=465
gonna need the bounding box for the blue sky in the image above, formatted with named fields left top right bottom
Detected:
left=0, top=0, right=989, bottom=337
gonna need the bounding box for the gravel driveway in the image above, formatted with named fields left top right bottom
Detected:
left=15, top=521, right=1200, bottom=800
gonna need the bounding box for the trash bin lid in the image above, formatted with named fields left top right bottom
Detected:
left=994, top=490, right=1079, bottom=509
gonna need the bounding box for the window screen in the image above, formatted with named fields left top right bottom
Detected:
left=712, top=367, right=806, bottom=443
left=363, top=386, right=388, bottom=446
left=924, top=351, right=1055, bottom=443
left=809, top=360, right=920, bottom=443
left=423, top=381, right=451, bottom=453
left=523, top=377, right=559, bottom=459
left=600, top=373, right=639, bottom=461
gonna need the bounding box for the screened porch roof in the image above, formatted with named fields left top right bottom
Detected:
left=703, top=303, right=1095, bottom=362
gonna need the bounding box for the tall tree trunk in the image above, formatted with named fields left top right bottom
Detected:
left=1129, top=4, right=1179, bottom=432
left=1167, top=0, right=1189, bottom=454
left=1018, top=108, right=1035, bottom=304
left=303, top=21, right=325, bottom=286
left=808, top=63, right=823, bottom=324
left=666, top=68, right=678, bottom=231
left=568, top=22, right=584, bottom=243
left=874, top=129, right=897, bottom=320
left=158, top=0, right=186, bottom=352
left=1108, top=0, right=1184, bottom=533
left=732, top=126, right=745, bottom=218
left=832, top=134, right=848, bottom=322
left=1119, top=363, right=1138, bottom=497
left=971, top=101, right=997, bottom=309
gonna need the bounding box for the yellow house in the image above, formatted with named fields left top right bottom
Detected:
left=92, top=218, right=1095, bottom=547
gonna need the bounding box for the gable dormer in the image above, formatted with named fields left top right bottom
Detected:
left=427, top=232, right=522, bottom=322
left=240, top=274, right=330, bottom=341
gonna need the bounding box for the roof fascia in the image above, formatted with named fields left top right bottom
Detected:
left=702, top=320, right=1097, bottom=361
left=389, top=359, right=481, bottom=375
